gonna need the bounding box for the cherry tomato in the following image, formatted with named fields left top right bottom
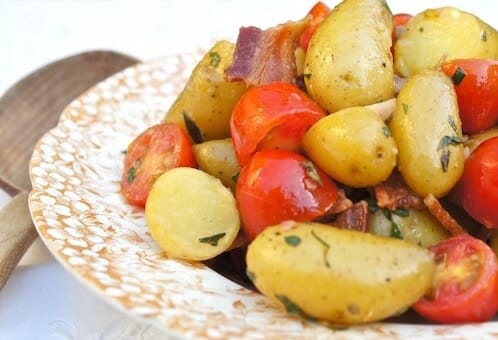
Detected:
left=413, top=234, right=498, bottom=323
left=121, top=123, right=196, bottom=207
left=298, top=1, right=330, bottom=51
left=230, top=82, right=325, bottom=166
left=236, top=149, right=338, bottom=240
left=442, top=59, right=498, bottom=134
left=454, top=136, right=498, bottom=229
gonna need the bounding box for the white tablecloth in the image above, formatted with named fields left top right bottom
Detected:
left=0, top=1, right=496, bottom=338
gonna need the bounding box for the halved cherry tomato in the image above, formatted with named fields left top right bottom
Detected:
left=236, top=149, right=338, bottom=240
left=298, top=1, right=330, bottom=51
left=453, top=136, right=498, bottom=229
left=121, top=123, right=196, bottom=207
left=230, top=82, right=325, bottom=166
left=442, top=59, right=498, bottom=134
left=413, top=234, right=498, bottom=323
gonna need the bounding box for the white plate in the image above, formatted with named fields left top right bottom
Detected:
left=29, top=4, right=498, bottom=339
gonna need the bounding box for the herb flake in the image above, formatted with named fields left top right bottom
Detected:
left=231, top=172, right=240, bottom=183
left=183, top=111, right=204, bottom=143
left=127, top=160, right=140, bottom=183
left=311, top=230, right=331, bottom=268
left=393, top=208, right=409, bottom=217
left=482, top=30, right=487, bottom=42
left=451, top=67, right=466, bottom=86
left=366, top=198, right=379, bottom=214
left=402, top=103, right=409, bottom=114
left=276, top=294, right=307, bottom=317
left=285, top=235, right=302, bottom=247
left=302, top=160, right=323, bottom=186
left=303, top=73, right=312, bottom=79
left=390, top=221, right=402, bottom=239
left=438, top=134, right=464, bottom=171
left=198, top=232, right=226, bottom=246
left=209, top=51, right=221, bottom=67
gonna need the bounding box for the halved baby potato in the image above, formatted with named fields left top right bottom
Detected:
left=145, top=167, right=240, bottom=261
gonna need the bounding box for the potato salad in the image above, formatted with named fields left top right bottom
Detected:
left=120, top=0, right=498, bottom=327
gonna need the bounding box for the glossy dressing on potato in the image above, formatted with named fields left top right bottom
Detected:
left=304, top=0, right=394, bottom=112
left=246, top=222, right=435, bottom=325
left=389, top=69, right=464, bottom=198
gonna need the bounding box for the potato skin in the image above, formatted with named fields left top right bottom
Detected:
left=165, top=41, right=246, bottom=141
left=389, top=69, right=464, bottom=198
left=192, top=139, right=240, bottom=191
left=304, top=0, right=394, bottom=112
left=395, top=7, right=498, bottom=77
left=145, top=167, right=240, bottom=261
left=369, top=208, right=450, bottom=248
left=302, top=107, right=397, bottom=188
left=246, top=222, right=435, bottom=325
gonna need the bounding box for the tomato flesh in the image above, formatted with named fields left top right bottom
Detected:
left=236, top=149, right=338, bottom=240
left=298, top=1, right=330, bottom=51
left=413, top=234, right=498, bottom=323
left=121, top=123, right=196, bottom=207
left=230, top=82, right=325, bottom=166
left=456, top=136, right=498, bottom=229
left=442, top=59, right=498, bottom=134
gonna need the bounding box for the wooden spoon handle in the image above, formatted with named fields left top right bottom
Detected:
left=0, top=191, right=38, bottom=289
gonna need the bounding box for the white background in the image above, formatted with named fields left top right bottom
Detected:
left=0, top=1, right=497, bottom=339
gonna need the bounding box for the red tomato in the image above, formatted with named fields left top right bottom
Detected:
left=413, top=234, right=498, bottom=323
left=454, top=137, right=498, bottom=229
left=121, top=123, right=196, bottom=207
left=236, top=149, right=338, bottom=240
left=298, top=1, right=330, bottom=51
left=442, top=59, right=498, bottom=134
left=230, top=82, right=325, bottom=166
left=391, top=14, right=412, bottom=56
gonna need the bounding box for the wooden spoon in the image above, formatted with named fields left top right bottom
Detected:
left=0, top=51, right=140, bottom=289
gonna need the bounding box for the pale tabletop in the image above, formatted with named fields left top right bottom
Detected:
left=0, top=0, right=496, bottom=338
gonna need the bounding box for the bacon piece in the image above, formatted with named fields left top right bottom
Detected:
left=373, top=172, right=424, bottom=210
left=333, top=201, right=369, bottom=232
left=227, top=20, right=307, bottom=86
left=328, top=188, right=353, bottom=215
left=424, top=194, right=467, bottom=236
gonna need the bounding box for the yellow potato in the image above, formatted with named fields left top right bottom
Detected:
left=304, top=0, right=394, bottom=112
left=192, top=139, right=240, bottom=191
left=369, top=208, right=450, bottom=248
left=395, top=7, right=498, bottom=77
left=389, top=69, right=464, bottom=198
left=145, top=167, right=240, bottom=261
left=303, top=107, right=397, bottom=187
left=165, top=40, right=247, bottom=141
left=246, top=222, right=435, bottom=325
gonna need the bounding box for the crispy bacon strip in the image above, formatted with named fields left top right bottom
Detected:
left=227, top=20, right=307, bottom=86
left=373, top=172, right=424, bottom=210
left=424, top=194, right=467, bottom=236
left=333, top=201, right=369, bottom=232
left=328, top=189, right=353, bottom=215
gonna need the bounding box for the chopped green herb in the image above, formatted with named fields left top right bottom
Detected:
left=127, top=160, right=140, bottom=183
left=302, top=160, right=323, bottom=186
left=418, top=27, right=424, bottom=33
left=209, top=51, right=221, bottom=67
left=231, top=172, right=240, bottom=183
left=402, top=103, right=409, bottom=114
left=303, top=73, right=312, bottom=79
left=390, top=220, right=402, bottom=239
left=451, top=67, right=466, bottom=86
left=182, top=111, right=204, bottom=143
left=311, top=230, right=331, bottom=268
left=393, top=208, right=409, bottom=217
left=284, top=235, right=302, bottom=247
left=275, top=294, right=310, bottom=318
left=482, top=30, right=487, bottom=42
left=198, top=232, right=226, bottom=246
left=121, top=150, right=127, bottom=155
left=382, top=126, right=392, bottom=137
left=448, top=115, right=458, bottom=133
left=440, top=149, right=451, bottom=173
left=438, top=135, right=464, bottom=151
left=366, top=198, right=379, bottom=214
left=246, top=270, right=256, bottom=281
